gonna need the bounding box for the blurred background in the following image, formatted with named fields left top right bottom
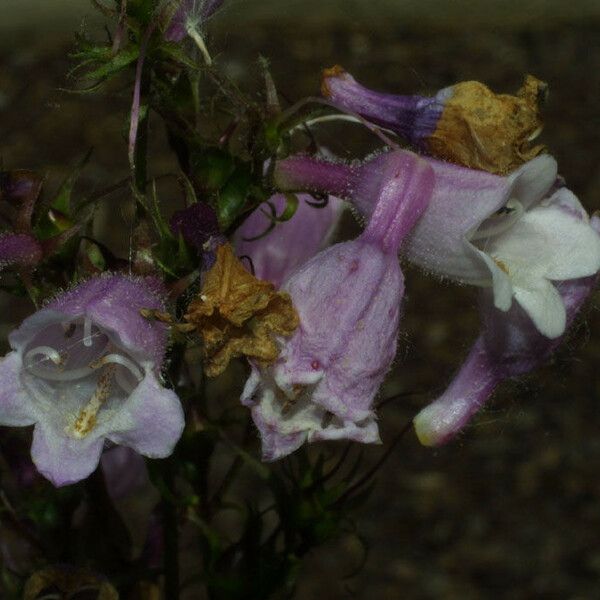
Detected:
left=1, top=1, right=600, bottom=598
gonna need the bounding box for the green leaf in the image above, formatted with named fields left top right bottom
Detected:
left=84, top=45, right=139, bottom=82
left=51, top=148, right=92, bottom=216
left=190, top=148, right=237, bottom=192
left=217, top=165, right=253, bottom=229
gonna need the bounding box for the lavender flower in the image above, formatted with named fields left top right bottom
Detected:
left=234, top=193, right=344, bottom=287
left=321, top=67, right=546, bottom=174
left=164, top=0, right=224, bottom=43
left=275, top=152, right=600, bottom=339
left=0, top=274, right=185, bottom=486
left=243, top=151, right=434, bottom=460
left=414, top=212, right=600, bottom=446
left=163, top=0, right=224, bottom=65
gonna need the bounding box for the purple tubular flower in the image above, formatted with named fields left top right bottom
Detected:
left=0, top=274, right=185, bottom=487
left=413, top=213, right=600, bottom=446
left=242, top=152, right=434, bottom=460
left=0, top=233, right=43, bottom=269
left=164, top=0, right=224, bottom=43
left=321, top=66, right=444, bottom=150
left=275, top=152, right=600, bottom=339
left=233, top=194, right=344, bottom=287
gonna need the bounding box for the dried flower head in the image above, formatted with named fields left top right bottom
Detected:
left=428, top=76, right=547, bottom=174
left=184, top=243, right=299, bottom=376
left=322, top=67, right=547, bottom=174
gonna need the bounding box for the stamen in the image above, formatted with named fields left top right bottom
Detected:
left=24, top=346, right=62, bottom=367
left=83, top=316, right=93, bottom=347
left=471, top=199, right=524, bottom=241
left=67, top=366, right=115, bottom=439
left=90, top=353, right=144, bottom=382
left=493, top=258, right=510, bottom=275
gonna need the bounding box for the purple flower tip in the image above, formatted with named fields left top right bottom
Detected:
left=0, top=274, right=185, bottom=486
left=163, top=0, right=225, bottom=42
left=170, top=202, right=224, bottom=268
left=321, top=66, right=444, bottom=148
left=0, top=233, right=43, bottom=269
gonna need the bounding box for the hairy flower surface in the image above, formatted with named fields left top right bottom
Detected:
left=322, top=66, right=546, bottom=174
left=414, top=212, right=600, bottom=446
left=243, top=152, right=434, bottom=460
left=184, top=243, right=299, bottom=377
left=234, top=193, right=344, bottom=287
left=0, top=275, right=185, bottom=486
left=275, top=151, right=600, bottom=338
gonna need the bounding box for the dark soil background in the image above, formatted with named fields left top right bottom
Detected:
left=1, top=2, right=600, bottom=599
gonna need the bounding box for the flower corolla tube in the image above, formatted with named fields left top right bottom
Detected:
left=414, top=212, right=600, bottom=446
left=275, top=152, right=600, bottom=339
left=242, top=151, right=434, bottom=460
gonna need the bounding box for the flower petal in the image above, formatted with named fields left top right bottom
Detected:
left=106, top=371, right=185, bottom=458
left=0, top=352, right=36, bottom=426
left=405, top=154, right=557, bottom=283
left=506, top=155, right=557, bottom=210
left=513, top=279, right=566, bottom=339
left=234, top=194, right=344, bottom=287
left=484, top=205, right=600, bottom=283
left=470, top=249, right=514, bottom=311
left=404, top=159, right=510, bottom=281
left=414, top=337, right=501, bottom=446
left=542, top=187, right=587, bottom=221
left=31, top=423, right=104, bottom=487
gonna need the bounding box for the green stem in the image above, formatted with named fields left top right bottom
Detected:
left=161, top=458, right=180, bottom=600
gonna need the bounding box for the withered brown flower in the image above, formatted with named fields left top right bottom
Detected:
left=428, top=75, right=547, bottom=175
left=322, top=67, right=547, bottom=175
left=184, top=243, right=299, bottom=377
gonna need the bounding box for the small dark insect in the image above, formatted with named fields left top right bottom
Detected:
left=64, top=323, right=77, bottom=338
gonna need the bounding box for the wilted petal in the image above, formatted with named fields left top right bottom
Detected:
left=322, top=67, right=547, bottom=175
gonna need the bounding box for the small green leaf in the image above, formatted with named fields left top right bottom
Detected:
left=84, top=45, right=139, bottom=81
left=217, top=165, right=253, bottom=229
left=50, top=148, right=92, bottom=216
